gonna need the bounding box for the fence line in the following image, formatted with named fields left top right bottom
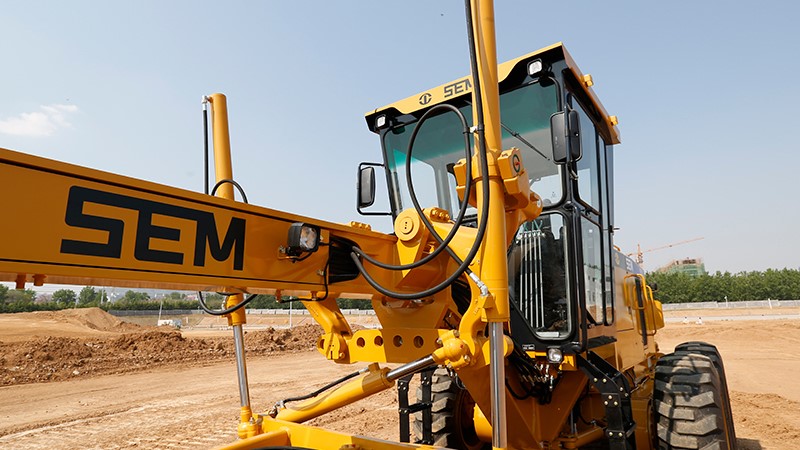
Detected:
left=661, top=300, right=799, bottom=310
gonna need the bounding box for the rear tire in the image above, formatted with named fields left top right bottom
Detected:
left=653, top=350, right=736, bottom=450
left=673, top=342, right=736, bottom=447
left=414, top=367, right=488, bottom=450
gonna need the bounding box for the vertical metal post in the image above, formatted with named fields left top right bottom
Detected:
left=468, top=1, right=508, bottom=448
left=208, top=93, right=253, bottom=435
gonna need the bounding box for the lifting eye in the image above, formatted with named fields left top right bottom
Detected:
left=286, top=222, right=320, bottom=256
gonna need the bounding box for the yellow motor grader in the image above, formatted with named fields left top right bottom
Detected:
left=0, top=1, right=734, bottom=449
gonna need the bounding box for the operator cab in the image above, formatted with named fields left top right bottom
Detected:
left=362, top=43, right=620, bottom=353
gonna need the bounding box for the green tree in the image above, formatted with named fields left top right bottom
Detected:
left=53, top=289, right=77, bottom=307
left=337, top=297, right=373, bottom=310
left=123, top=290, right=150, bottom=302
left=245, top=295, right=305, bottom=310
left=109, top=290, right=155, bottom=310
left=648, top=268, right=800, bottom=303
left=78, top=286, right=101, bottom=306
left=0, top=288, right=37, bottom=313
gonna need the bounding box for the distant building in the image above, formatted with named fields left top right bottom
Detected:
left=656, top=257, right=707, bottom=277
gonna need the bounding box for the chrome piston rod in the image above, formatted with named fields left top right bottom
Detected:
left=233, top=324, right=251, bottom=409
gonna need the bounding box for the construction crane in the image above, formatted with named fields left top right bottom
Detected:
left=628, top=237, right=705, bottom=265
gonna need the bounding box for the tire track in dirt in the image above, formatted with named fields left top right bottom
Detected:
left=2, top=309, right=798, bottom=448
left=0, top=350, right=395, bottom=449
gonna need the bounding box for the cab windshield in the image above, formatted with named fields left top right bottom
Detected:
left=382, top=80, right=560, bottom=218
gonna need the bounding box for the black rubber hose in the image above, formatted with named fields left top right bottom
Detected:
left=280, top=369, right=363, bottom=405
left=352, top=103, right=473, bottom=271
left=402, top=104, right=473, bottom=268
left=196, top=172, right=256, bottom=315
left=197, top=291, right=258, bottom=316
left=211, top=178, right=249, bottom=204
left=203, top=105, right=210, bottom=195
left=347, top=0, right=491, bottom=301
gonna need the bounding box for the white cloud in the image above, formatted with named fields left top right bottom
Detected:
left=0, top=104, right=79, bottom=137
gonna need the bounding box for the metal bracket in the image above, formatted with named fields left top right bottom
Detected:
left=397, top=368, right=434, bottom=444
left=576, top=352, right=636, bottom=450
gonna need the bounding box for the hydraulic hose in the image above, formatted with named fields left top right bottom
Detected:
left=352, top=103, right=473, bottom=271
left=197, top=174, right=254, bottom=315
left=278, top=368, right=366, bottom=406
left=349, top=0, right=491, bottom=301
left=197, top=291, right=258, bottom=316
left=349, top=110, right=490, bottom=300
left=203, top=99, right=210, bottom=195
left=211, top=178, right=249, bottom=204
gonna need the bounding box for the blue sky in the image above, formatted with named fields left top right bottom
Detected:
left=1, top=1, right=798, bottom=274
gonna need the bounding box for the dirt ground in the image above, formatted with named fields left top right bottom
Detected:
left=0, top=308, right=798, bottom=449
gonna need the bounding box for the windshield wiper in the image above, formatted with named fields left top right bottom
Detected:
left=463, top=99, right=550, bottom=161
left=499, top=122, right=550, bottom=161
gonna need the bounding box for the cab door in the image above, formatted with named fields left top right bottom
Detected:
left=567, top=93, right=616, bottom=340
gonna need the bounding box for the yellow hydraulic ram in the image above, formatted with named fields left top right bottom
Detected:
left=205, top=92, right=254, bottom=436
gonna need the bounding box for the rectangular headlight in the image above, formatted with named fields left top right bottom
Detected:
left=287, top=223, right=320, bottom=256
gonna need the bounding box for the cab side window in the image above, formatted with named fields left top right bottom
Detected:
left=570, top=95, right=614, bottom=325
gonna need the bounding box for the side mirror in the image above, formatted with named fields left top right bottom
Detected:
left=356, top=162, right=392, bottom=216
left=649, top=281, right=659, bottom=292
left=357, top=165, right=376, bottom=209
left=550, top=110, right=581, bottom=164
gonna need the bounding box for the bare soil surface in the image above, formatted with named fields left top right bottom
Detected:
left=0, top=308, right=797, bottom=449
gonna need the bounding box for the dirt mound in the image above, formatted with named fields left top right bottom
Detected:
left=58, top=307, right=129, bottom=331
left=0, top=324, right=324, bottom=386
left=0, top=308, right=146, bottom=342
left=244, top=324, right=323, bottom=353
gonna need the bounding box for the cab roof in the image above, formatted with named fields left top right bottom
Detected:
left=365, top=42, right=620, bottom=145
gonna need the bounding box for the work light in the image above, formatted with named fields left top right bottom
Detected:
left=546, top=347, right=564, bottom=364
left=527, top=59, right=544, bottom=76
left=286, top=223, right=320, bottom=256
